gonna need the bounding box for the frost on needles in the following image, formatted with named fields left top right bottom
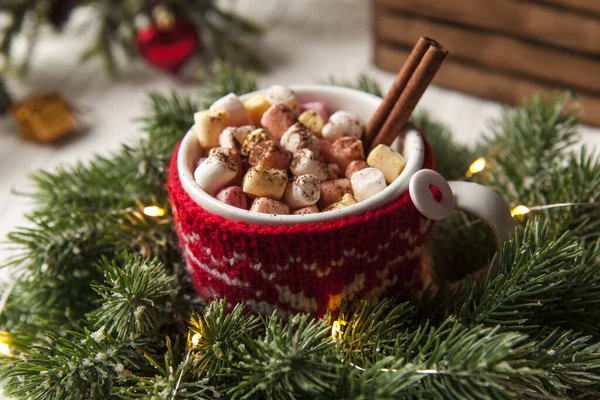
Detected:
left=2, top=64, right=600, bottom=399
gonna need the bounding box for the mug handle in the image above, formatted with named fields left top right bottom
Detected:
left=409, top=169, right=515, bottom=285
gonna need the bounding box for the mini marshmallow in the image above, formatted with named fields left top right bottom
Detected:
left=194, top=109, right=229, bottom=148
left=330, top=137, right=365, bottom=171
left=298, top=110, right=324, bottom=136
left=293, top=205, right=319, bottom=215
left=345, top=160, right=369, bottom=179
left=323, top=193, right=358, bottom=212
left=250, top=197, right=290, bottom=215
left=243, top=94, right=271, bottom=126
left=318, top=178, right=353, bottom=209
left=266, top=85, right=300, bottom=116
left=300, top=101, right=329, bottom=122
left=260, top=104, right=296, bottom=139
left=210, top=93, right=250, bottom=126
left=290, top=149, right=328, bottom=181
left=249, top=140, right=292, bottom=170
left=219, top=126, right=254, bottom=149
left=208, top=147, right=244, bottom=185
left=283, top=174, right=321, bottom=209
left=241, top=128, right=274, bottom=156
left=319, top=139, right=336, bottom=163
left=351, top=167, right=387, bottom=202
left=327, top=163, right=341, bottom=180
left=367, top=144, right=407, bottom=184
left=280, top=123, right=320, bottom=155
left=215, top=186, right=247, bottom=210
left=194, top=152, right=238, bottom=195
left=321, top=111, right=364, bottom=140
left=242, top=165, right=288, bottom=200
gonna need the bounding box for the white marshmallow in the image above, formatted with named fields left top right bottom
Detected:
left=280, top=123, right=320, bottom=155
left=266, top=85, right=300, bottom=116
left=283, top=174, right=321, bottom=209
left=321, top=111, right=364, bottom=140
left=290, top=149, right=328, bottom=181
left=210, top=93, right=250, bottom=126
left=350, top=167, right=387, bottom=202
left=219, top=125, right=254, bottom=149
left=194, top=152, right=238, bottom=195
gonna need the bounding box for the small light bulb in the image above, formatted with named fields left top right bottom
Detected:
left=466, top=157, right=487, bottom=178
left=511, top=205, right=530, bottom=217
left=0, top=341, right=10, bottom=356
left=191, top=333, right=201, bottom=346
left=143, top=206, right=166, bottom=217
left=331, top=320, right=345, bottom=342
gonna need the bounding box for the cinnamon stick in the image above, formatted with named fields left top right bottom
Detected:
left=363, top=37, right=430, bottom=149
left=368, top=38, right=447, bottom=151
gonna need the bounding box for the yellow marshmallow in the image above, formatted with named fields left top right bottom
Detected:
left=242, top=165, right=288, bottom=200
left=194, top=109, right=229, bottom=149
left=323, top=193, right=358, bottom=212
left=366, top=144, right=407, bottom=184
left=243, top=95, right=271, bottom=126
left=241, top=128, right=274, bottom=156
left=298, top=110, right=324, bottom=136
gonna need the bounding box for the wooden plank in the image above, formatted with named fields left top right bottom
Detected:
left=374, top=11, right=600, bottom=93
left=375, top=42, right=600, bottom=126
left=529, top=0, right=600, bottom=17
left=374, top=0, right=600, bottom=55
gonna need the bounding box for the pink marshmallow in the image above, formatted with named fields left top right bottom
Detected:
left=318, top=178, right=353, bottom=209
left=250, top=197, right=290, bottom=215
left=319, top=137, right=336, bottom=163
left=215, top=186, right=247, bottom=210
left=260, top=104, right=296, bottom=140
left=300, top=101, right=329, bottom=122
left=293, top=205, right=319, bottom=215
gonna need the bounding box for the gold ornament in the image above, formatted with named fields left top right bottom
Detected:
left=152, top=6, right=176, bottom=31
left=10, top=91, right=79, bottom=143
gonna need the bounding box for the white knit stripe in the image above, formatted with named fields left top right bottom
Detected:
left=245, top=300, right=292, bottom=319
left=181, top=231, right=200, bottom=244
left=275, top=285, right=318, bottom=312
left=364, top=275, right=399, bottom=299
left=385, top=246, right=423, bottom=268
left=182, top=227, right=423, bottom=285
left=185, top=244, right=250, bottom=288
left=340, top=273, right=366, bottom=300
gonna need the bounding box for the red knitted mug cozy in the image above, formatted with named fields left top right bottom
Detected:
left=167, top=131, right=436, bottom=318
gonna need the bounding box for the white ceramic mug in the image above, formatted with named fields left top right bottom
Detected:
left=178, top=85, right=514, bottom=245
left=170, top=85, right=514, bottom=316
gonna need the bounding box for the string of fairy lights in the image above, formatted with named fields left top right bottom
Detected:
left=0, top=157, right=597, bottom=365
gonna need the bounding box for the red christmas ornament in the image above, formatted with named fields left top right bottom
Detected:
left=137, top=17, right=200, bottom=74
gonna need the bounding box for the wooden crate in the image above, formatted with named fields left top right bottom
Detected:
left=373, top=0, right=600, bottom=126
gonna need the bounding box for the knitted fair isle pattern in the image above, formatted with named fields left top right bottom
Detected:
left=167, top=133, right=436, bottom=317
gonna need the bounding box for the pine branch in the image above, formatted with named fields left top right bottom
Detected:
left=479, top=93, right=579, bottom=202
left=1, top=1, right=263, bottom=74
left=344, top=319, right=542, bottom=399
left=188, top=301, right=260, bottom=378
left=89, top=255, right=176, bottom=341
left=226, top=313, right=340, bottom=400
left=532, top=329, right=600, bottom=397
left=114, top=337, right=219, bottom=400
left=1, top=329, right=146, bottom=400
